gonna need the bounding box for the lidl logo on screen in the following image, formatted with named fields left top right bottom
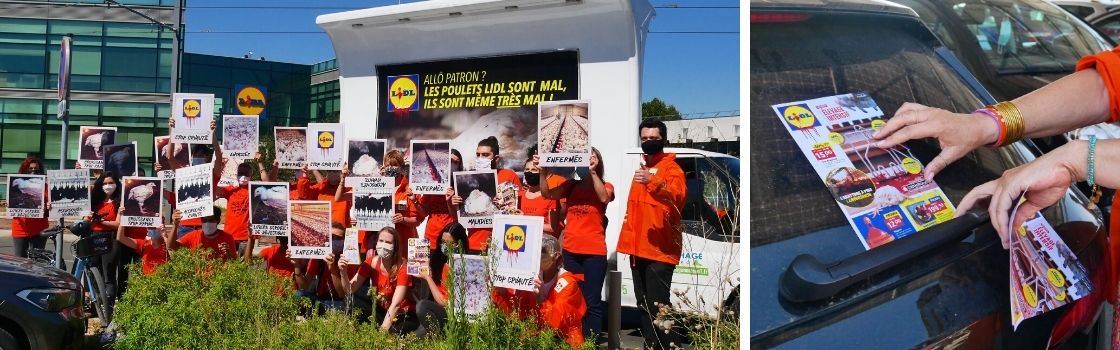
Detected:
left=235, top=85, right=267, bottom=117
left=387, top=74, right=420, bottom=112
left=317, top=131, right=335, bottom=149
left=183, top=99, right=202, bottom=119
left=779, top=104, right=820, bottom=131
left=503, top=224, right=526, bottom=253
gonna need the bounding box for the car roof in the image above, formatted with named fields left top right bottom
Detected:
left=751, top=0, right=917, bottom=18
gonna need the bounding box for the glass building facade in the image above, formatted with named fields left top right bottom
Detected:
left=180, top=53, right=313, bottom=129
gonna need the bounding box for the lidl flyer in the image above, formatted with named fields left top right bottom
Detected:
left=771, top=93, right=956, bottom=249
left=1008, top=199, right=1092, bottom=329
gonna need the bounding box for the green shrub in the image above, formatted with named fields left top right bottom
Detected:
left=114, top=249, right=590, bottom=350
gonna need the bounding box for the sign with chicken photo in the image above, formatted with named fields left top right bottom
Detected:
left=249, top=182, right=290, bottom=236
left=78, top=126, right=116, bottom=169
left=7, top=174, right=46, bottom=218
left=274, top=127, right=307, bottom=169
left=454, top=170, right=498, bottom=229
left=155, top=136, right=190, bottom=180
left=347, top=138, right=386, bottom=177
left=222, top=115, right=259, bottom=160
left=120, top=176, right=162, bottom=228
left=175, top=163, right=215, bottom=220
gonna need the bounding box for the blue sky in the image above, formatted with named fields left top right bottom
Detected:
left=183, top=0, right=739, bottom=115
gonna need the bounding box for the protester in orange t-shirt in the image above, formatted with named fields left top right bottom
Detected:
left=383, top=150, right=426, bottom=245
left=492, top=235, right=587, bottom=348
left=11, top=156, right=50, bottom=258
left=115, top=221, right=171, bottom=276
left=292, top=223, right=356, bottom=313
left=415, top=222, right=470, bottom=337
left=253, top=237, right=295, bottom=277
left=85, top=170, right=124, bottom=298
left=166, top=117, right=219, bottom=239
left=418, top=149, right=462, bottom=249
left=541, top=147, right=613, bottom=341
left=341, top=227, right=418, bottom=334
left=214, top=158, right=258, bottom=256
left=518, top=147, right=562, bottom=237
left=449, top=137, right=521, bottom=252
left=169, top=208, right=237, bottom=261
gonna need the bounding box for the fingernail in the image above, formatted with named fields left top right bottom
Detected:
left=874, top=141, right=884, bottom=148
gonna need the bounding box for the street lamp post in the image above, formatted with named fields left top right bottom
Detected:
left=55, top=34, right=73, bottom=269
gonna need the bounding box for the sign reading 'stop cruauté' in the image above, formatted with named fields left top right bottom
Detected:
left=376, top=51, right=579, bottom=172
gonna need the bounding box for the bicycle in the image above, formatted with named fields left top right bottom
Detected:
left=28, top=220, right=114, bottom=324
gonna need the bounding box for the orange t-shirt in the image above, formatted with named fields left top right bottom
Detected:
left=124, top=227, right=149, bottom=240
left=12, top=217, right=49, bottom=239
left=357, top=255, right=414, bottom=311
left=492, top=286, right=537, bottom=320
left=519, top=188, right=559, bottom=238
left=305, top=259, right=358, bottom=299
left=310, top=182, right=350, bottom=226
left=133, top=239, right=170, bottom=275
left=1078, top=50, right=1120, bottom=303
left=176, top=229, right=237, bottom=260
left=91, top=200, right=118, bottom=232
left=260, top=244, right=295, bottom=277
left=549, top=176, right=614, bottom=255
left=466, top=169, right=521, bottom=251
left=393, top=178, right=424, bottom=242
left=218, top=185, right=251, bottom=241
left=421, top=194, right=455, bottom=249
left=538, top=271, right=587, bottom=349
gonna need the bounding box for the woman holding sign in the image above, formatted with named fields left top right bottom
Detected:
left=384, top=150, right=427, bottom=243
left=520, top=146, right=562, bottom=238
left=540, top=147, right=613, bottom=341
left=340, top=226, right=418, bottom=334
left=415, top=222, right=470, bottom=337
left=11, top=156, right=48, bottom=258
left=449, top=137, right=521, bottom=252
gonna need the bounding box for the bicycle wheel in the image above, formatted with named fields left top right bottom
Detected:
left=83, top=266, right=113, bottom=324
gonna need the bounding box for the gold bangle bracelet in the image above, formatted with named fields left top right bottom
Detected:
left=992, top=101, right=1025, bottom=146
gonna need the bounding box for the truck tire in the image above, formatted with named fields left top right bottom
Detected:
left=0, top=327, right=20, bottom=350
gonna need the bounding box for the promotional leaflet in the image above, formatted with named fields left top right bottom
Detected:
left=1007, top=193, right=1092, bottom=329
left=407, top=238, right=431, bottom=277
left=771, top=93, right=957, bottom=249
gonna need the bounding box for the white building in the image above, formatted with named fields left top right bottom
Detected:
left=665, top=116, right=741, bottom=143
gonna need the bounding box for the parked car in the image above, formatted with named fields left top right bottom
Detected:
left=893, top=0, right=1116, bottom=207
left=0, top=255, right=85, bottom=349
left=751, top=0, right=1108, bottom=348
left=1053, top=0, right=1120, bottom=20
left=1087, top=5, right=1120, bottom=42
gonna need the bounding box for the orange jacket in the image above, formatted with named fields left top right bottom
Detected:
left=538, top=271, right=587, bottom=349
left=1077, top=49, right=1120, bottom=304
left=617, top=153, right=687, bottom=265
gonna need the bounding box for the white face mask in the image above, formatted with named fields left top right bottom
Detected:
left=202, top=222, right=218, bottom=236
left=474, top=157, right=493, bottom=170
left=375, top=242, right=393, bottom=259
left=102, top=184, right=117, bottom=196
left=238, top=176, right=249, bottom=187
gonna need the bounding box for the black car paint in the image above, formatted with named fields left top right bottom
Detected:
left=750, top=3, right=1106, bottom=349
left=0, top=255, right=86, bottom=349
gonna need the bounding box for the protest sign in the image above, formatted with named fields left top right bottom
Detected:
left=175, top=163, right=214, bottom=220
left=275, top=127, right=307, bottom=169
left=222, top=115, right=259, bottom=160
left=410, top=140, right=452, bottom=195
left=102, top=142, right=138, bottom=177
left=347, top=176, right=395, bottom=231
left=306, top=123, right=345, bottom=170
left=78, top=126, right=116, bottom=169
left=249, top=182, right=290, bottom=236
left=343, top=228, right=360, bottom=263
left=48, top=169, right=90, bottom=219
left=454, top=170, right=497, bottom=229
left=155, top=136, right=190, bottom=179
left=7, top=175, right=45, bottom=218
left=289, top=200, right=331, bottom=259
left=347, top=138, right=387, bottom=177
left=171, top=93, right=215, bottom=144
left=407, top=238, right=431, bottom=277
left=537, top=100, right=591, bottom=167
left=771, top=93, right=956, bottom=249
left=490, top=214, right=543, bottom=291
left=217, top=145, right=242, bottom=187
left=451, top=255, right=490, bottom=319
left=120, top=176, right=162, bottom=227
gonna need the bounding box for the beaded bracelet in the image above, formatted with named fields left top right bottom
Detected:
left=974, top=107, right=1004, bottom=148
left=1088, top=135, right=1103, bottom=209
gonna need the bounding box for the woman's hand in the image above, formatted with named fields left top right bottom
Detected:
left=871, top=103, right=999, bottom=180
left=955, top=142, right=1082, bottom=249
left=391, top=213, right=405, bottom=224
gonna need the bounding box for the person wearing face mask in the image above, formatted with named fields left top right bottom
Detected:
left=418, top=149, right=462, bottom=250
left=449, top=136, right=521, bottom=252
left=113, top=168, right=155, bottom=298
left=11, top=156, right=50, bottom=258
left=304, top=164, right=352, bottom=237
left=616, top=119, right=686, bottom=350
left=519, top=146, right=562, bottom=238
left=248, top=236, right=294, bottom=278
left=539, top=146, right=613, bottom=343
left=381, top=150, right=426, bottom=245
left=115, top=219, right=172, bottom=276
left=167, top=117, right=219, bottom=238
left=214, top=148, right=261, bottom=256
left=414, top=222, right=469, bottom=337
left=491, top=234, right=587, bottom=348
left=291, top=222, right=354, bottom=314
left=85, top=171, right=122, bottom=296
left=340, top=226, right=418, bottom=334
left=169, top=207, right=237, bottom=261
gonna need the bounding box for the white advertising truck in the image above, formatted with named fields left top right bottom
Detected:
left=317, top=0, right=739, bottom=318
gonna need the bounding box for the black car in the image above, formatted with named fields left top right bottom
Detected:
left=751, top=0, right=1108, bottom=348
left=0, top=255, right=85, bottom=349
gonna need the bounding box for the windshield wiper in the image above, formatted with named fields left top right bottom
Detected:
left=779, top=209, right=990, bottom=303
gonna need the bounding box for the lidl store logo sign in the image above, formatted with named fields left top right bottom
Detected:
left=779, top=104, right=820, bottom=131
left=317, top=131, right=335, bottom=149
left=182, top=99, right=202, bottom=119
left=386, top=74, right=420, bottom=112
left=503, top=224, right=527, bottom=253
left=235, top=84, right=267, bottom=117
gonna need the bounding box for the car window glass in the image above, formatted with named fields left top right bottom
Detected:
left=1096, top=14, right=1120, bottom=43
left=944, top=0, right=1100, bottom=74
left=1059, top=4, right=1095, bottom=19
left=751, top=14, right=1017, bottom=247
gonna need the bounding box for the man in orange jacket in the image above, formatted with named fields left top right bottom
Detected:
left=617, top=119, right=686, bottom=350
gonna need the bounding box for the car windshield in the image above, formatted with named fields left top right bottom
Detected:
left=903, top=0, right=1104, bottom=75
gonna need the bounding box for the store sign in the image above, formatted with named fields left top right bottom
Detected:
left=234, top=84, right=267, bottom=118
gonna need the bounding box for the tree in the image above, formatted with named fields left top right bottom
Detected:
left=642, top=98, right=682, bottom=121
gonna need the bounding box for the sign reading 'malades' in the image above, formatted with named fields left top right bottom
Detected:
left=235, top=84, right=267, bottom=118
left=376, top=51, right=579, bottom=171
